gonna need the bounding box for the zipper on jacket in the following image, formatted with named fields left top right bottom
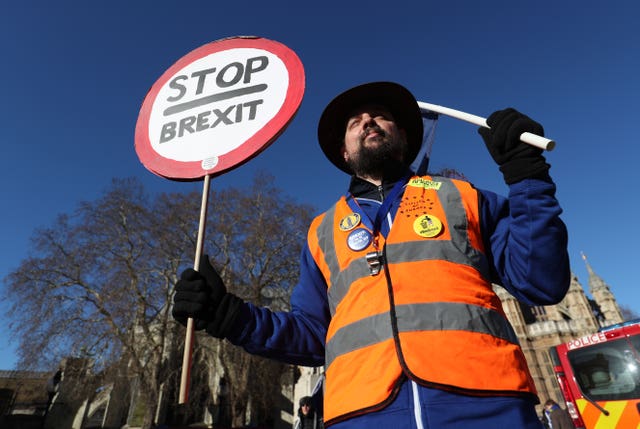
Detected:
left=411, top=381, right=425, bottom=429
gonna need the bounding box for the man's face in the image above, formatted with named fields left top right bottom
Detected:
left=341, top=104, right=408, bottom=179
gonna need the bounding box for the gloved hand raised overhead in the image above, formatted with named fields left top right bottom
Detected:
left=478, top=108, right=550, bottom=184
left=172, top=255, right=243, bottom=338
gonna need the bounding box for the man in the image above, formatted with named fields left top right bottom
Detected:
left=295, top=396, right=324, bottom=429
left=543, top=399, right=574, bottom=429
left=173, top=82, right=570, bottom=428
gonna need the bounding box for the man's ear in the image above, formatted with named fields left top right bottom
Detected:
left=341, top=144, right=349, bottom=162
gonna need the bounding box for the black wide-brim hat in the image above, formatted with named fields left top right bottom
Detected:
left=317, top=81, right=423, bottom=174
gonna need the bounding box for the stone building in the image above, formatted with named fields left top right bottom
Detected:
left=0, top=369, right=51, bottom=429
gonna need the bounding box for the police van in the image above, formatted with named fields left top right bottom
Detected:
left=550, top=319, right=640, bottom=428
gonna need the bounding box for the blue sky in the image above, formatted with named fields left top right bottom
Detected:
left=1, top=2, right=638, bottom=370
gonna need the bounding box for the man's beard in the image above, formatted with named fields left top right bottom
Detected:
left=346, top=127, right=409, bottom=180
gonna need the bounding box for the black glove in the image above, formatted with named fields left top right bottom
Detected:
left=172, top=255, right=243, bottom=338
left=478, top=108, right=550, bottom=184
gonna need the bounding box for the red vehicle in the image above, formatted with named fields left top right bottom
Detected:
left=550, top=319, right=640, bottom=428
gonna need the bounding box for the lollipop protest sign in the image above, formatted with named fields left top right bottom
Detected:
left=136, top=36, right=305, bottom=179
left=135, top=36, right=305, bottom=404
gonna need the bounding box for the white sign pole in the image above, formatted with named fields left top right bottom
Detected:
left=179, top=174, right=212, bottom=404
left=417, top=101, right=555, bottom=151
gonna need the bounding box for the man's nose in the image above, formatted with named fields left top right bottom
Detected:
left=361, top=114, right=377, bottom=128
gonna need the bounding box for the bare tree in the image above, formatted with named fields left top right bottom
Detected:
left=620, top=304, right=640, bottom=321
left=3, top=172, right=315, bottom=428
left=4, top=177, right=195, bottom=427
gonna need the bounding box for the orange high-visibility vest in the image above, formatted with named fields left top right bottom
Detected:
left=307, top=176, right=537, bottom=424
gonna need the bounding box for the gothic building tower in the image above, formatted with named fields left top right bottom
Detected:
left=582, top=252, right=624, bottom=325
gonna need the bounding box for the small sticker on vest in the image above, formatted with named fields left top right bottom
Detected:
left=413, top=214, right=443, bottom=238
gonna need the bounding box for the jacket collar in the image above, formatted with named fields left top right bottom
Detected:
left=348, top=171, right=410, bottom=201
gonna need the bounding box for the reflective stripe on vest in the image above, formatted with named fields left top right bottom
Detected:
left=326, top=301, right=519, bottom=368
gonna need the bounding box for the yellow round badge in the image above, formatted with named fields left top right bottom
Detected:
left=339, top=213, right=361, bottom=231
left=413, top=214, right=443, bottom=238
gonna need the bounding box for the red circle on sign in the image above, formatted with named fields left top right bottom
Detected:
left=135, top=36, right=305, bottom=180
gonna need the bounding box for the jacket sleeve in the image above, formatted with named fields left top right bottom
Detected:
left=479, top=177, right=570, bottom=305
left=224, top=244, right=330, bottom=366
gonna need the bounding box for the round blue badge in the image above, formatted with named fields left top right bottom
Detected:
left=347, top=228, right=372, bottom=251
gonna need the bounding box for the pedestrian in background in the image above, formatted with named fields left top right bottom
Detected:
left=294, top=396, right=323, bottom=429
left=544, top=399, right=574, bottom=429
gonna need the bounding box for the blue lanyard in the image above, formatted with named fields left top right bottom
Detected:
left=348, top=175, right=409, bottom=239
